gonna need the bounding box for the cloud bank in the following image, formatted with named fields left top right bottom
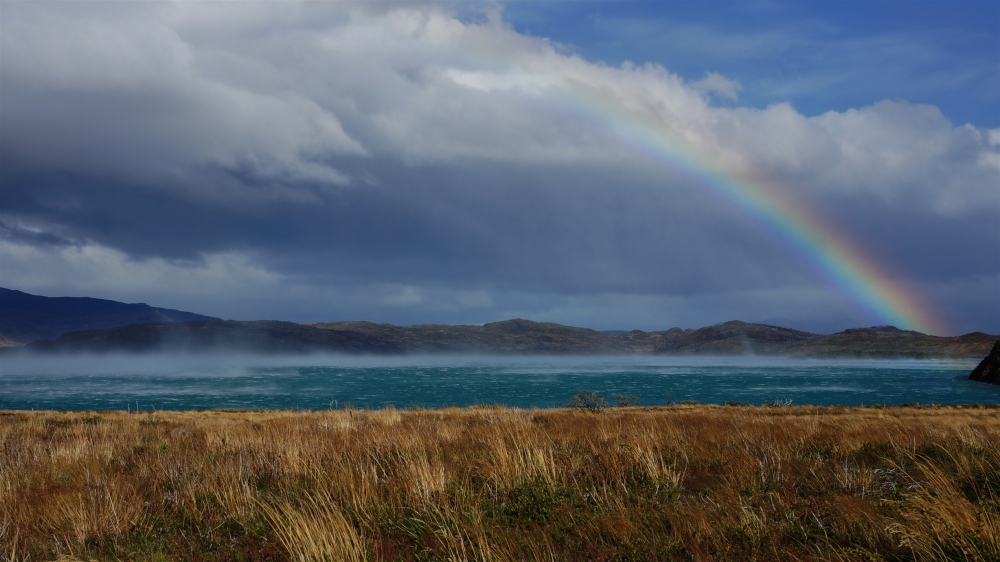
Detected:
left=1, top=2, right=997, bottom=334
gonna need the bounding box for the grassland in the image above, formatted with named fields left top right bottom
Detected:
left=1, top=404, right=999, bottom=561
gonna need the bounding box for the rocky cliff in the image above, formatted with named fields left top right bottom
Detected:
left=969, top=341, right=1000, bottom=384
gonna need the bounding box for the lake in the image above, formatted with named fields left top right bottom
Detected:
left=0, top=354, right=995, bottom=411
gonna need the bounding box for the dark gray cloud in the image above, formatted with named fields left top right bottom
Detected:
left=1, top=2, right=997, bottom=335
left=0, top=220, right=79, bottom=249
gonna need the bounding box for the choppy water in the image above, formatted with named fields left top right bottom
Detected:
left=0, top=354, right=994, bottom=411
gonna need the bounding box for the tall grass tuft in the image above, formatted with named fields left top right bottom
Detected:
left=262, top=490, right=367, bottom=562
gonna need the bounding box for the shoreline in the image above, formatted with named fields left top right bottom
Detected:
left=4, top=401, right=1000, bottom=414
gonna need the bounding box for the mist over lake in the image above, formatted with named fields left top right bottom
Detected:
left=1, top=354, right=993, bottom=411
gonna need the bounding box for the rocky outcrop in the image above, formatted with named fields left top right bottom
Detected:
left=969, top=341, right=1000, bottom=384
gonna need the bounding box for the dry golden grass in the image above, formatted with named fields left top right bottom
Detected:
left=1, top=404, right=999, bottom=561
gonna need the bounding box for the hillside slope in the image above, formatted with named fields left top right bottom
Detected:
left=25, top=320, right=401, bottom=354
left=0, top=288, right=218, bottom=346
left=785, top=326, right=999, bottom=358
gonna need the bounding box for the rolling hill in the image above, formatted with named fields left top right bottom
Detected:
left=14, top=316, right=997, bottom=358
left=0, top=288, right=217, bottom=346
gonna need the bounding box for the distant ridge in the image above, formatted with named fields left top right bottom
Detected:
left=3, top=289, right=995, bottom=357
left=0, top=288, right=218, bottom=346
left=13, top=316, right=998, bottom=358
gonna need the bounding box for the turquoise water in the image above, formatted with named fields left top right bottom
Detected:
left=0, top=354, right=994, bottom=411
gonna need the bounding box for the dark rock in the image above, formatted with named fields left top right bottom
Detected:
left=969, top=341, right=1000, bottom=384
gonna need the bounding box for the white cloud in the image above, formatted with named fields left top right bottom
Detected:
left=980, top=128, right=1000, bottom=172
left=692, top=72, right=743, bottom=101
left=0, top=240, right=284, bottom=300
left=1, top=2, right=364, bottom=202
left=3, top=2, right=995, bottom=211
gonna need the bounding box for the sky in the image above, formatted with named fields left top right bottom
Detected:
left=1, top=1, right=998, bottom=335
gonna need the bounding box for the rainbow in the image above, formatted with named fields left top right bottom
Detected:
left=446, top=60, right=945, bottom=334
left=548, top=82, right=946, bottom=335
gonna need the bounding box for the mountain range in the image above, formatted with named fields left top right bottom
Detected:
left=1, top=288, right=995, bottom=358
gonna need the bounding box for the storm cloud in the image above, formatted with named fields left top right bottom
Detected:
left=1, top=2, right=997, bottom=334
